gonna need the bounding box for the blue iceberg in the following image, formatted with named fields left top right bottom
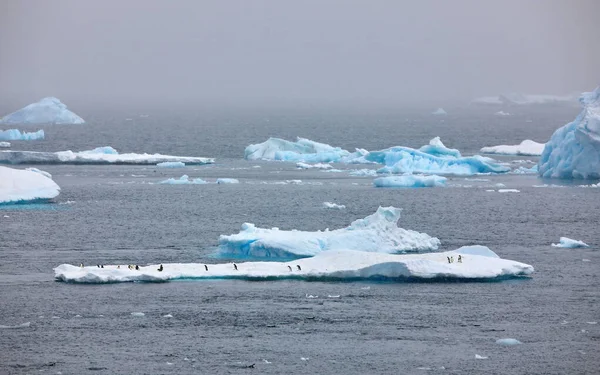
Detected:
left=373, top=174, right=447, bottom=188
left=538, top=87, right=600, bottom=179
left=0, top=129, right=45, bottom=141
left=0, top=97, right=85, bottom=125
left=418, top=137, right=461, bottom=158
left=244, top=137, right=351, bottom=162
left=158, top=175, right=207, bottom=185
left=0, top=166, right=60, bottom=204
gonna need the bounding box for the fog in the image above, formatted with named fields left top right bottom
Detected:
left=1, top=0, right=598, bottom=110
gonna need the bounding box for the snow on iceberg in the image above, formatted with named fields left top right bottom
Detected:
left=217, top=206, right=441, bottom=259
left=480, top=140, right=545, bottom=156
left=0, top=146, right=215, bottom=165
left=0, top=166, right=60, bottom=204
left=432, top=108, right=447, bottom=115
left=0, top=142, right=9, bottom=148
left=373, top=174, right=447, bottom=188
left=54, top=246, right=534, bottom=284
left=418, top=137, right=461, bottom=158
left=538, top=87, right=600, bottom=179
left=156, top=161, right=185, bottom=168
left=0, top=97, right=85, bottom=124
left=158, top=175, right=207, bottom=185
left=245, top=137, right=351, bottom=162
left=0, top=129, right=45, bottom=141
left=551, top=237, right=589, bottom=248
left=323, top=202, right=345, bottom=209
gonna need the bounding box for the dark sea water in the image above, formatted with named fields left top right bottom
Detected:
left=1, top=106, right=599, bottom=375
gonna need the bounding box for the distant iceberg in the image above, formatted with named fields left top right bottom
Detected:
left=216, top=178, right=239, bottom=184
left=156, top=161, right=185, bottom=168
left=538, top=87, right=600, bottom=179
left=432, top=108, right=447, bottom=115
left=471, top=93, right=577, bottom=106
left=551, top=237, right=589, bottom=248
left=0, top=166, right=60, bottom=204
left=245, top=137, right=351, bottom=162
left=159, top=175, right=207, bottom=185
left=296, top=162, right=332, bottom=169
left=373, top=174, right=447, bottom=188
left=0, top=129, right=45, bottom=141
left=495, top=111, right=511, bottom=116
left=54, top=246, right=534, bottom=284
left=217, top=206, right=441, bottom=259
left=0, top=97, right=84, bottom=124
left=418, top=137, right=461, bottom=158
left=323, top=202, right=345, bottom=209
left=480, top=140, right=545, bottom=156
left=0, top=142, right=9, bottom=148
left=0, top=146, right=215, bottom=165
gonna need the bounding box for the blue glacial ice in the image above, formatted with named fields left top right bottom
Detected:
left=538, top=87, right=600, bottom=179
left=244, top=137, right=351, bottom=162
left=373, top=174, right=447, bottom=188
left=551, top=237, right=589, bottom=248
left=418, top=137, right=461, bottom=158
left=54, top=246, right=534, bottom=284
left=0, top=97, right=85, bottom=124
left=0, top=166, right=60, bottom=204
left=0, top=129, right=45, bottom=141
left=158, top=175, right=207, bottom=184
left=156, top=161, right=186, bottom=168
left=217, top=206, right=441, bottom=259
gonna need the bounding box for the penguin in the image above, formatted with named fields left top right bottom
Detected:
left=117, top=265, right=120, bottom=269
left=80, top=263, right=84, bottom=268
left=101, top=265, right=104, bottom=268
left=247, top=364, right=255, bottom=369
left=233, top=263, right=238, bottom=271
left=288, top=265, right=292, bottom=271
left=97, top=264, right=100, bottom=268
left=297, top=265, right=301, bottom=271
left=158, top=264, right=163, bottom=272
left=458, top=255, right=462, bottom=263
left=447, top=256, right=451, bottom=264
left=135, top=265, right=140, bottom=271
left=450, top=256, right=454, bottom=263
left=204, top=264, right=208, bottom=271
left=128, top=265, right=132, bottom=270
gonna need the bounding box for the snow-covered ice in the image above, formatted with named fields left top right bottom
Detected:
left=480, top=140, right=545, bottom=156
left=373, top=174, right=447, bottom=188
left=349, top=169, right=378, bottom=177
left=551, top=237, right=589, bottom=248
left=418, top=137, right=461, bottom=158
left=0, top=322, right=31, bottom=329
left=217, top=206, right=441, bottom=259
left=323, top=202, right=345, bottom=209
left=512, top=165, right=538, bottom=174
left=216, top=178, right=239, bottom=184
left=475, top=354, right=488, bottom=360
left=0, top=97, right=85, bottom=124
left=296, top=162, right=332, bottom=169
left=498, top=189, right=520, bottom=193
left=0, top=166, right=60, bottom=204
left=54, top=246, right=533, bottom=284
left=131, top=312, right=145, bottom=317
left=158, top=175, right=207, bottom=185
left=0, top=142, right=9, bottom=148
left=0, top=146, right=214, bottom=165
left=25, top=167, right=52, bottom=178
left=156, top=161, right=186, bottom=168
left=539, top=87, right=600, bottom=179
left=432, top=108, right=447, bottom=115
left=496, top=338, right=522, bottom=346
left=0, top=129, right=45, bottom=141
left=245, top=137, right=351, bottom=162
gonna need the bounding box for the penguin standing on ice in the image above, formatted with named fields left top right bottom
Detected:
left=135, top=265, right=140, bottom=271
left=80, top=263, right=84, bottom=268
left=158, top=264, right=163, bottom=272
left=287, top=265, right=292, bottom=271
left=458, top=255, right=462, bottom=263
left=447, top=256, right=451, bottom=264
left=450, top=256, right=454, bottom=263
left=233, top=263, right=238, bottom=271
left=296, top=265, right=301, bottom=271
left=117, top=265, right=120, bottom=269
left=204, top=265, right=208, bottom=271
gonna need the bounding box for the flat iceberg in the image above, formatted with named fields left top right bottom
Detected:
left=323, top=202, right=345, bottom=209
left=0, top=166, right=60, bottom=204
left=217, top=207, right=440, bottom=259
left=156, top=161, right=185, bottom=168
left=418, top=137, right=461, bottom=158
left=158, top=175, right=207, bottom=185
left=480, top=140, right=545, bottom=156
left=432, top=108, right=447, bottom=115
left=54, top=246, right=534, bottom=284
left=245, top=137, right=350, bottom=162
left=0, top=146, right=214, bottom=165
left=216, top=178, right=239, bottom=184
left=0, top=97, right=85, bottom=124
left=296, top=162, right=332, bottom=170
left=538, top=87, right=600, bottom=179
left=551, top=237, right=589, bottom=248
left=496, top=338, right=522, bottom=346
left=0, top=142, right=9, bottom=148
left=0, top=129, right=45, bottom=141
left=373, top=174, right=447, bottom=188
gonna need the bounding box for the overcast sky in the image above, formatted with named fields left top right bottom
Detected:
left=0, top=0, right=598, bottom=109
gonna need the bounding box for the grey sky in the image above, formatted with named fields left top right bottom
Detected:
left=0, top=0, right=598, bottom=109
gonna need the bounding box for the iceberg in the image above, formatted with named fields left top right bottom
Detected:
left=244, top=137, right=351, bottom=162
left=0, top=146, right=214, bottom=165
left=53, top=246, right=534, bottom=284
left=432, top=108, right=447, bottom=115
left=158, top=175, right=207, bottom=185
left=0, top=97, right=84, bottom=124
left=0, top=129, right=45, bottom=141
left=349, top=169, right=378, bottom=177
left=296, top=162, right=332, bottom=170
left=156, top=161, right=185, bottom=168
left=373, top=174, right=447, bottom=188
left=551, top=237, right=589, bottom=248
left=0, top=142, right=9, bottom=148
left=538, top=87, right=600, bottom=179
left=471, top=93, right=577, bottom=106
left=480, top=140, right=545, bottom=156
left=216, top=178, right=239, bottom=184
left=418, top=137, right=461, bottom=158
left=217, top=206, right=441, bottom=259
left=495, top=111, right=511, bottom=116
left=0, top=166, right=60, bottom=204
left=323, top=202, right=345, bottom=209
left=496, top=338, right=522, bottom=346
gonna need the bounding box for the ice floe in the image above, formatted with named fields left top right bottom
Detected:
left=498, top=189, right=520, bottom=193
left=217, top=206, right=441, bottom=259
left=0, top=129, right=45, bottom=141
left=551, top=237, right=589, bottom=248
left=496, top=338, right=522, bottom=346
left=0, top=322, right=31, bottom=329
left=158, top=175, right=207, bottom=185
left=131, top=312, right=145, bottom=317
left=475, top=354, right=488, bottom=359
left=323, top=202, right=345, bottom=209
left=156, top=161, right=186, bottom=168
left=216, top=178, right=240, bottom=184
left=0, top=142, right=9, bottom=148
left=511, top=165, right=538, bottom=174
left=296, top=162, right=332, bottom=169
left=349, top=169, right=378, bottom=177
left=0, top=146, right=214, bottom=165
left=0, top=166, right=60, bottom=204
left=0, top=97, right=85, bottom=124
left=373, top=174, right=447, bottom=188
left=54, top=246, right=533, bottom=284
left=539, top=87, right=600, bottom=179
left=480, top=140, right=545, bottom=156
left=495, top=111, right=511, bottom=116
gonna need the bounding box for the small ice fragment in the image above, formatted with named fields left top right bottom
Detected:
left=498, top=189, right=520, bottom=193
left=263, top=359, right=272, bottom=364
left=301, top=357, right=309, bottom=361
left=551, top=237, right=589, bottom=248
left=323, top=202, right=345, bottom=209
left=166, top=362, right=173, bottom=365
left=305, top=294, right=318, bottom=299
left=131, top=312, right=145, bottom=317
left=74, top=315, right=81, bottom=318
left=163, top=314, right=173, bottom=318
left=216, top=178, right=239, bottom=184
left=475, top=354, right=488, bottom=359
left=560, top=320, right=569, bottom=325
left=587, top=322, right=597, bottom=324
left=0, top=322, right=31, bottom=329
left=360, top=286, right=371, bottom=290
left=496, top=338, right=521, bottom=346
left=495, top=183, right=506, bottom=188
left=327, top=295, right=341, bottom=298
left=582, top=259, right=591, bottom=262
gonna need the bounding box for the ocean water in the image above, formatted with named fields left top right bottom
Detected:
left=1, top=106, right=599, bottom=374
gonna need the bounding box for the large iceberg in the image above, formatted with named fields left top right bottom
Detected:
left=0, top=97, right=85, bottom=124
left=54, top=246, right=534, bottom=284
left=480, top=140, right=545, bottom=156
left=244, top=137, right=351, bottom=162
left=217, top=206, right=441, bottom=259
left=0, top=129, right=45, bottom=141
left=0, top=146, right=214, bottom=165
left=538, top=87, right=600, bottom=179
left=373, top=174, right=447, bottom=188
left=0, top=166, right=60, bottom=204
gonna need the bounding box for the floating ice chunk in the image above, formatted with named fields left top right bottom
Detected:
left=373, top=174, right=447, bottom=188
left=0, top=129, right=45, bottom=141
left=323, top=202, right=346, bottom=209
left=0, top=322, right=31, bottom=329
left=0, top=166, right=60, bottom=204
left=327, top=295, right=341, bottom=298
left=245, top=137, right=350, bottom=162
left=0, top=146, right=214, bottom=165
left=481, top=140, right=545, bottom=156
left=539, top=87, right=600, bottom=179
left=131, top=312, right=145, bottom=317
left=163, top=314, right=173, bottom=318
left=301, top=357, right=310, bottom=361
left=495, top=183, right=506, bottom=188
left=216, top=178, right=239, bottom=184
left=496, top=338, right=522, bottom=346
left=495, top=111, right=511, bottom=116
left=159, top=175, right=208, bottom=185
left=0, top=142, right=10, bottom=148
left=432, top=108, right=447, bottom=115
left=512, top=165, right=538, bottom=174
left=25, top=167, right=52, bottom=178
left=217, top=206, right=441, bottom=259
left=54, top=247, right=534, bottom=284
left=305, top=294, right=318, bottom=299
left=498, top=189, right=520, bottom=193
left=551, top=237, right=589, bottom=248
left=0, top=97, right=85, bottom=124
left=263, top=359, right=272, bottom=364
left=475, top=354, right=488, bottom=359
left=349, top=169, right=378, bottom=177
left=156, top=161, right=185, bottom=168
left=296, top=162, right=332, bottom=169
left=418, top=137, right=461, bottom=158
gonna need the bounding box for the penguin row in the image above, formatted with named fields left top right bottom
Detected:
left=446, top=255, right=463, bottom=264
left=79, top=263, right=304, bottom=272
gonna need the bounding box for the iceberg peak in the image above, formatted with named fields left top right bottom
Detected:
left=0, top=97, right=85, bottom=125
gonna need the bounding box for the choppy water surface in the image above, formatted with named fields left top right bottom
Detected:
left=1, top=107, right=599, bottom=374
